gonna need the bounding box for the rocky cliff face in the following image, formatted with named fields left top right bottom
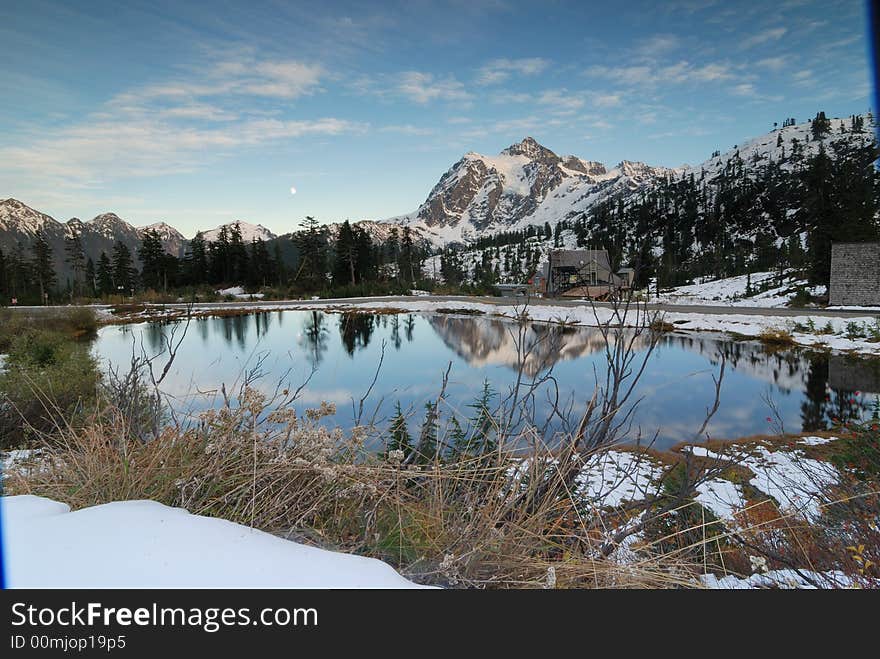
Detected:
left=395, top=137, right=674, bottom=244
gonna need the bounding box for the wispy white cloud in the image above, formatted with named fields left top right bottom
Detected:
left=488, top=90, right=532, bottom=104
left=476, top=57, right=550, bottom=85
left=756, top=55, right=788, bottom=71
left=591, top=93, right=622, bottom=108
left=380, top=124, right=434, bottom=135
left=740, top=27, right=787, bottom=49
left=112, top=58, right=325, bottom=105
left=537, top=89, right=585, bottom=113
left=792, top=69, right=815, bottom=87
left=0, top=51, right=369, bottom=192
left=394, top=71, right=472, bottom=104
left=636, top=34, right=680, bottom=58
left=0, top=117, right=366, bottom=185
left=587, top=60, right=735, bottom=86
left=731, top=83, right=757, bottom=97
left=728, top=82, right=783, bottom=103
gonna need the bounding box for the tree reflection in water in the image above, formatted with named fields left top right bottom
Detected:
left=300, top=310, right=329, bottom=368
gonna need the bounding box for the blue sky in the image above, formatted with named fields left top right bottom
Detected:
left=0, top=0, right=873, bottom=236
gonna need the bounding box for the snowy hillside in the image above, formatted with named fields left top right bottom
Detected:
left=653, top=271, right=827, bottom=308
left=682, top=114, right=874, bottom=181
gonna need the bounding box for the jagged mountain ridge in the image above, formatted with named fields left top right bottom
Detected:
left=391, top=115, right=875, bottom=246
left=390, top=135, right=677, bottom=244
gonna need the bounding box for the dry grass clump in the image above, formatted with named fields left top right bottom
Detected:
left=5, top=388, right=702, bottom=589
left=757, top=327, right=796, bottom=346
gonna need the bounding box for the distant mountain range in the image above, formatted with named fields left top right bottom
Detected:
left=1, top=113, right=873, bottom=282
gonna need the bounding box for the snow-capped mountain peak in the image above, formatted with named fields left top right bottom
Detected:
left=393, top=137, right=672, bottom=243
left=201, top=221, right=277, bottom=243
left=500, top=136, right=558, bottom=161
left=0, top=198, right=57, bottom=235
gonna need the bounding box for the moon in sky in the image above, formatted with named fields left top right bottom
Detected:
left=290, top=186, right=297, bottom=195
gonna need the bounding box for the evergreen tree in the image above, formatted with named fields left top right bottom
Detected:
left=96, top=252, right=113, bottom=296
left=64, top=230, right=86, bottom=299
left=445, top=416, right=470, bottom=462
left=31, top=231, right=55, bottom=304
left=467, top=380, right=497, bottom=456
left=229, top=222, right=249, bottom=282
left=111, top=241, right=136, bottom=294
left=0, top=248, right=6, bottom=303
left=84, top=257, right=96, bottom=297
left=413, top=401, right=439, bottom=465
left=7, top=243, right=28, bottom=301
left=209, top=225, right=231, bottom=283
left=386, top=402, right=413, bottom=459
left=333, top=220, right=358, bottom=287
left=138, top=228, right=165, bottom=291
left=273, top=241, right=286, bottom=286
left=294, top=216, right=326, bottom=290
left=354, top=226, right=376, bottom=282
left=399, top=227, right=417, bottom=284
left=186, top=231, right=209, bottom=285
left=811, top=111, right=831, bottom=140
left=386, top=227, right=400, bottom=282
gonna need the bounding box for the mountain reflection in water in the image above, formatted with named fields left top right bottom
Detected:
left=96, top=310, right=880, bottom=450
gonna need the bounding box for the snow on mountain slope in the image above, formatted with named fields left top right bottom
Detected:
left=201, top=221, right=277, bottom=243
left=391, top=136, right=676, bottom=244
left=0, top=198, right=58, bottom=235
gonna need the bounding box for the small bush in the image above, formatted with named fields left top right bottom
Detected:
left=845, top=321, right=867, bottom=341
left=830, top=410, right=880, bottom=481
left=758, top=328, right=796, bottom=346
left=0, top=332, right=100, bottom=449
left=650, top=319, right=675, bottom=333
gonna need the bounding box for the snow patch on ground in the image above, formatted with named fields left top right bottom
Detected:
left=739, top=445, right=838, bottom=521
left=700, top=569, right=864, bottom=589
left=0, top=450, right=44, bottom=481
left=1, top=495, right=428, bottom=588
left=216, top=286, right=265, bottom=300
left=798, top=436, right=837, bottom=446
left=695, top=479, right=746, bottom=521
left=575, top=450, right=663, bottom=507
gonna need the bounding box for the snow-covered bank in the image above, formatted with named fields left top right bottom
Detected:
left=1, top=495, right=428, bottom=588
left=651, top=271, right=825, bottom=309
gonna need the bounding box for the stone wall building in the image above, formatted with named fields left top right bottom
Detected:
left=829, top=242, right=880, bottom=307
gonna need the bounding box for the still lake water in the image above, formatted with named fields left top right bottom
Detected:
left=93, top=310, right=880, bottom=451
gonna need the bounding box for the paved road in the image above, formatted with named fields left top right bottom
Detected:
left=7, top=295, right=878, bottom=318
